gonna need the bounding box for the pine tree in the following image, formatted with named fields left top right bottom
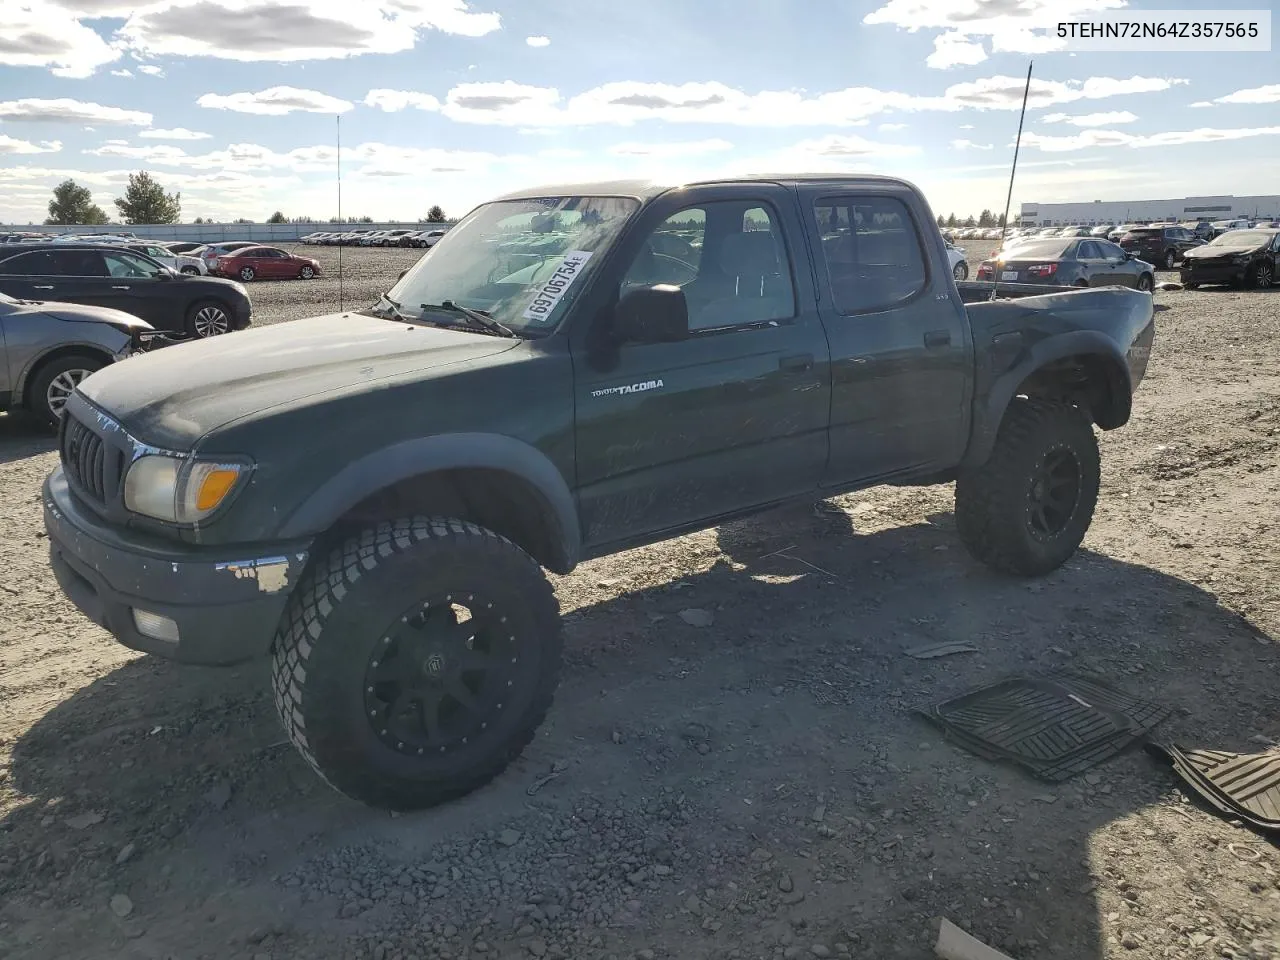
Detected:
left=114, top=171, right=181, bottom=224
left=46, top=179, right=109, bottom=225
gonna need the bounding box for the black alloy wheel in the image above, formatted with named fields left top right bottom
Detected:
left=1025, top=447, right=1082, bottom=542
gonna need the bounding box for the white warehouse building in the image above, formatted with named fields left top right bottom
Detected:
left=1018, top=195, right=1280, bottom=227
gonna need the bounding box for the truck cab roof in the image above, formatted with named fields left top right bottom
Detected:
left=493, top=174, right=921, bottom=204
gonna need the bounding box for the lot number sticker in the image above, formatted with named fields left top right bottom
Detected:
left=522, top=250, right=594, bottom=321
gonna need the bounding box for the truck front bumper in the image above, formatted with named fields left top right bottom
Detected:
left=43, top=467, right=311, bottom=665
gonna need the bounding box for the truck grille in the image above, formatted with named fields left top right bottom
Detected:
left=60, top=413, right=123, bottom=506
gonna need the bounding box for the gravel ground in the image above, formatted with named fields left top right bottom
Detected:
left=2, top=244, right=1279, bottom=960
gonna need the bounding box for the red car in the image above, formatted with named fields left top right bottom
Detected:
left=215, top=246, right=321, bottom=282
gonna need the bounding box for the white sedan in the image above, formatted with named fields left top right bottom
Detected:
left=944, top=240, right=968, bottom=281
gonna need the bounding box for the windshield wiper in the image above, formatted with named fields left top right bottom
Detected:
left=421, top=300, right=517, bottom=339
left=372, top=291, right=413, bottom=323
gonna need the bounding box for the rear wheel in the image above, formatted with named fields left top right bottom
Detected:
left=186, top=300, right=232, bottom=337
left=271, top=517, right=563, bottom=810
left=1164, top=249, right=1177, bottom=270
left=29, top=353, right=104, bottom=426
left=238, top=266, right=255, bottom=282
left=955, top=399, right=1100, bottom=577
left=953, top=261, right=968, bottom=281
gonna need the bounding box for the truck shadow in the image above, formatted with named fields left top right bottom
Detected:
left=4, top=502, right=1276, bottom=959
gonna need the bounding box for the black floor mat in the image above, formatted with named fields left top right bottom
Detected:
left=1152, top=743, right=1280, bottom=831
left=921, top=673, right=1172, bottom=782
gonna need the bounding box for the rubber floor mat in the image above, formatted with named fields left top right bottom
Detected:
left=921, top=673, right=1172, bottom=782
left=1153, top=744, right=1280, bottom=831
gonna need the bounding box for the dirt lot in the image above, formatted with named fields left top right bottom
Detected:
left=2, top=245, right=1279, bottom=960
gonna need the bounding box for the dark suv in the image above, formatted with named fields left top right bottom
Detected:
left=1118, top=225, right=1204, bottom=269
left=0, top=244, right=251, bottom=337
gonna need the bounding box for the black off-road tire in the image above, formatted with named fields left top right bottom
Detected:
left=271, top=517, right=562, bottom=810
left=955, top=399, right=1100, bottom=577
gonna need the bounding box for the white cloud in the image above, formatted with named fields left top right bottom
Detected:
left=782, top=134, right=922, bottom=161
left=111, top=68, right=133, bottom=77
left=864, top=0, right=1128, bottom=68
left=197, top=86, right=354, bottom=115
left=140, top=127, right=212, bottom=140
left=0, top=1, right=122, bottom=77
left=372, top=74, right=1185, bottom=129
left=117, top=0, right=500, bottom=63
left=1040, top=110, right=1137, bottom=126
left=0, top=135, right=62, bottom=155
left=1023, top=125, right=1280, bottom=152
left=1196, top=84, right=1280, bottom=107
left=137, top=64, right=165, bottom=77
left=927, top=32, right=987, bottom=68
left=607, top=139, right=734, bottom=158
left=0, top=98, right=152, bottom=125
left=364, top=89, right=442, bottom=112
left=526, top=35, right=550, bottom=47
left=959, top=123, right=974, bottom=129
left=951, top=138, right=994, bottom=150
left=879, top=122, right=908, bottom=131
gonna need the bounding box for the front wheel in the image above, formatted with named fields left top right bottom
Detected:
left=1136, top=273, right=1154, bottom=292
left=271, top=518, right=563, bottom=811
left=187, top=300, right=232, bottom=337
left=299, top=265, right=315, bottom=280
left=180, top=266, right=199, bottom=275
left=953, top=261, right=968, bottom=281
left=955, top=399, right=1100, bottom=577
left=1252, top=262, right=1274, bottom=288
left=30, top=354, right=104, bottom=426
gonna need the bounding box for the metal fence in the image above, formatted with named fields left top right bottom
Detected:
left=2, top=222, right=456, bottom=243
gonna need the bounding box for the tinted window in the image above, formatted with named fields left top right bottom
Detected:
left=1097, top=240, right=1126, bottom=258
left=1003, top=238, right=1073, bottom=259
left=621, top=201, right=795, bottom=331
left=1077, top=241, right=1101, bottom=259
left=0, top=249, right=106, bottom=276
left=813, top=196, right=927, bottom=314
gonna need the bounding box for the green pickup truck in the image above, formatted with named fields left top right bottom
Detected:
left=43, top=175, right=1155, bottom=809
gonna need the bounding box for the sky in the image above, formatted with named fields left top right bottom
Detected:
left=0, top=0, right=1277, bottom=224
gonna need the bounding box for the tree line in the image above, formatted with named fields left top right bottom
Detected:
left=44, top=173, right=448, bottom=227
left=934, top=210, right=1008, bottom=229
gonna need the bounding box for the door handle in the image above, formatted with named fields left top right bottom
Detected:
left=779, top=353, right=814, bottom=372
left=924, top=330, right=952, bottom=348
left=33, top=284, right=54, bottom=290
left=111, top=285, right=131, bottom=290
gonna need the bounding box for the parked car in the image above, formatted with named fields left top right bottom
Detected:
left=1179, top=222, right=1215, bottom=241
left=944, top=240, right=968, bottom=280
left=1059, top=227, right=1091, bottom=237
left=200, top=241, right=258, bottom=272
left=0, top=289, right=152, bottom=424
left=411, top=229, right=448, bottom=249
left=1117, top=225, right=1205, bottom=269
left=0, top=244, right=252, bottom=337
left=214, top=246, right=322, bottom=282
left=1209, top=219, right=1250, bottom=238
left=976, top=236, right=1155, bottom=290
left=41, top=174, right=1156, bottom=811
left=1180, top=229, right=1280, bottom=289
left=1089, top=225, right=1115, bottom=238
left=164, top=241, right=207, bottom=255
left=102, top=241, right=208, bottom=275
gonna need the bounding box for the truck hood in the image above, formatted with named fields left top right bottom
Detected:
left=77, top=311, right=520, bottom=449
left=28, top=299, right=152, bottom=332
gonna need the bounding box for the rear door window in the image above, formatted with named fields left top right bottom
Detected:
left=812, top=196, right=928, bottom=314
left=5, top=250, right=108, bottom=276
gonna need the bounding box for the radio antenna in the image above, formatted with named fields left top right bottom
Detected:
left=337, top=113, right=344, bottom=312
left=990, top=59, right=1033, bottom=302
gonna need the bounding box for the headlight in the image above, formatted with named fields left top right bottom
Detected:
left=123, top=455, right=246, bottom=523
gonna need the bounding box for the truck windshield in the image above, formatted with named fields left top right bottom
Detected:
left=384, top=196, right=640, bottom=336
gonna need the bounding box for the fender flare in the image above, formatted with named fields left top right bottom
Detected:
left=964, top=329, right=1132, bottom=468
left=278, top=433, right=580, bottom=571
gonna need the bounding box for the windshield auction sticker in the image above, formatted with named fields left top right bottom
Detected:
left=522, top=250, right=594, bottom=321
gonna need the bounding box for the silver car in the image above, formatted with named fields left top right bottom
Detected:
left=0, top=290, right=151, bottom=426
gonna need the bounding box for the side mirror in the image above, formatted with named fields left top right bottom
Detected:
left=614, top=284, right=688, bottom=343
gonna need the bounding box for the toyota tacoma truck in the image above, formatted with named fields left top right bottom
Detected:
left=43, top=176, right=1155, bottom=810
